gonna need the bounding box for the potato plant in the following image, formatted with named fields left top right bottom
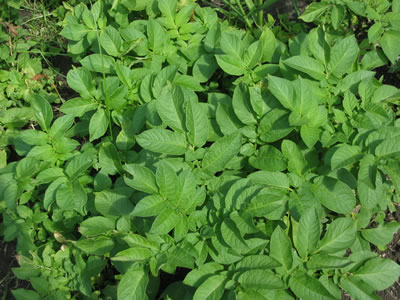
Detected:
left=1, top=0, right=400, bottom=299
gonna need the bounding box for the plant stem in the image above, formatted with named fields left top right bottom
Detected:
left=234, top=0, right=254, bottom=33
left=257, top=0, right=263, bottom=26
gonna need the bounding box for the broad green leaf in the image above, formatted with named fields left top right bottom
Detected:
left=289, top=271, right=335, bottom=300
left=235, top=255, right=281, bottom=271
left=361, top=222, right=400, bottom=248
left=238, top=269, right=284, bottom=289
left=132, top=195, right=167, bottom=217
left=112, top=247, right=153, bottom=262
left=156, top=85, right=185, bottom=133
left=281, top=140, right=307, bottom=176
left=175, top=170, right=196, bottom=211
left=95, top=189, right=134, bottom=217
left=245, top=193, right=287, bottom=219
left=381, top=30, right=400, bottom=64
left=89, top=108, right=109, bottom=141
left=313, top=176, right=356, bottom=214
left=353, top=257, right=400, bottom=290
left=81, top=54, right=115, bottom=73
left=295, top=208, right=320, bottom=258
left=158, top=0, right=176, bottom=28
left=270, top=226, right=293, bottom=271
left=330, top=144, right=362, bottom=169
left=358, top=154, right=377, bottom=189
left=219, top=218, right=248, bottom=251
left=12, top=289, right=41, bottom=300
left=147, top=19, right=168, bottom=53
left=193, top=274, right=227, bottom=300
left=284, top=56, right=325, bottom=80
left=215, top=54, right=246, bottom=76
left=328, top=35, right=359, bottom=78
left=64, top=153, right=92, bottom=179
left=375, top=138, right=400, bottom=158
left=124, top=164, right=158, bottom=194
left=331, top=5, right=345, bottom=29
left=216, top=102, right=243, bottom=135
left=267, top=75, right=295, bottom=110
left=136, top=129, right=188, bottom=155
left=248, top=171, right=290, bottom=190
left=60, top=23, right=89, bottom=41
left=156, top=160, right=178, bottom=201
left=249, top=145, right=287, bottom=172
left=122, top=233, right=160, bottom=251
left=232, top=83, right=257, bottom=125
left=100, top=26, right=122, bottom=56
left=74, top=236, right=114, bottom=255
left=79, top=216, right=115, bottom=237
left=300, top=125, right=320, bottom=148
left=260, top=26, right=276, bottom=63
left=60, top=98, right=97, bottom=117
left=186, top=100, right=209, bottom=147
left=151, top=209, right=180, bottom=235
left=56, top=180, right=87, bottom=212
left=118, top=267, right=149, bottom=300
left=193, top=54, right=218, bottom=83
left=306, top=254, right=352, bottom=269
left=67, top=68, right=95, bottom=99
left=299, top=2, right=331, bottom=22
left=49, top=115, right=75, bottom=139
left=316, top=217, right=357, bottom=253
left=340, top=276, right=380, bottom=300
left=202, top=132, right=242, bottom=174
left=184, top=263, right=224, bottom=287
left=259, top=109, right=293, bottom=142
left=30, top=94, right=53, bottom=131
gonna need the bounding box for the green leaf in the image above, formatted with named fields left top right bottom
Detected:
left=299, top=2, right=331, bottom=22
left=132, top=195, right=167, bottom=217
left=267, top=75, right=295, bottom=110
left=328, top=35, right=359, bottom=78
left=60, top=98, right=97, bottom=117
left=340, top=276, right=380, bottom=300
left=65, top=153, right=92, bottom=179
left=118, top=267, right=149, bottom=300
left=216, top=102, right=243, bottom=136
left=317, top=217, right=357, bottom=253
left=235, top=255, right=281, bottom=271
left=281, top=140, right=307, bottom=176
left=249, top=145, right=287, bottom=172
left=245, top=192, right=287, bottom=219
left=30, top=94, right=53, bottom=131
left=193, top=274, right=227, bottom=300
left=202, top=132, right=242, bottom=174
left=124, top=164, right=158, bottom=194
left=375, top=138, right=400, bottom=158
left=95, top=188, right=134, bottom=217
left=313, top=176, right=356, bottom=214
left=219, top=218, right=248, bottom=251
left=289, top=271, right=335, bottom=300
left=156, top=160, right=178, bottom=201
left=67, top=68, right=95, bottom=99
left=193, top=54, right=218, bottom=83
left=353, top=257, right=400, bottom=290
left=260, top=26, right=276, bottom=62
left=56, top=180, right=87, bottom=212
left=238, top=269, right=284, bottom=289
left=232, top=83, right=257, bottom=125
left=284, top=56, right=325, bottom=80
left=330, top=144, right=362, bottom=169
left=186, top=100, right=209, bottom=148
left=112, top=247, right=153, bottom=262
left=270, top=226, right=293, bottom=271
left=100, top=26, right=122, bottom=56
left=60, top=23, right=90, bottom=41
left=300, top=125, right=320, bottom=148
left=89, top=108, right=109, bottom=141
left=295, top=208, right=320, bottom=258
left=306, top=253, right=352, bottom=269
left=79, top=216, right=115, bottom=237
left=381, top=30, right=400, bottom=64
left=74, top=236, right=114, bottom=255
left=331, top=5, right=345, bottom=30
left=215, top=54, right=246, bottom=76
left=248, top=171, right=290, bottom=190
left=136, top=129, right=188, bottom=155
left=361, top=222, right=400, bottom=248
left=156, top=85, right=185, bottom=133
left=12, top=289, right=41, bottom=300
left=151, top=209, right=180, bottom=235
left=81, top=54, right=115, bottom=73
left=147, top=19, right=168, bottom=53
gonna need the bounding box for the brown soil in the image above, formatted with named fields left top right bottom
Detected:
left=0, top=240, right=30, bottom=299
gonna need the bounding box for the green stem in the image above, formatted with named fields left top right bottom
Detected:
left=257, top=0, right=263, bottom=26
left=234, top=0, right=254, bottom=32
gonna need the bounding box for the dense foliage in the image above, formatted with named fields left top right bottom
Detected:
left=1, top=0, right=400, bottom=299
